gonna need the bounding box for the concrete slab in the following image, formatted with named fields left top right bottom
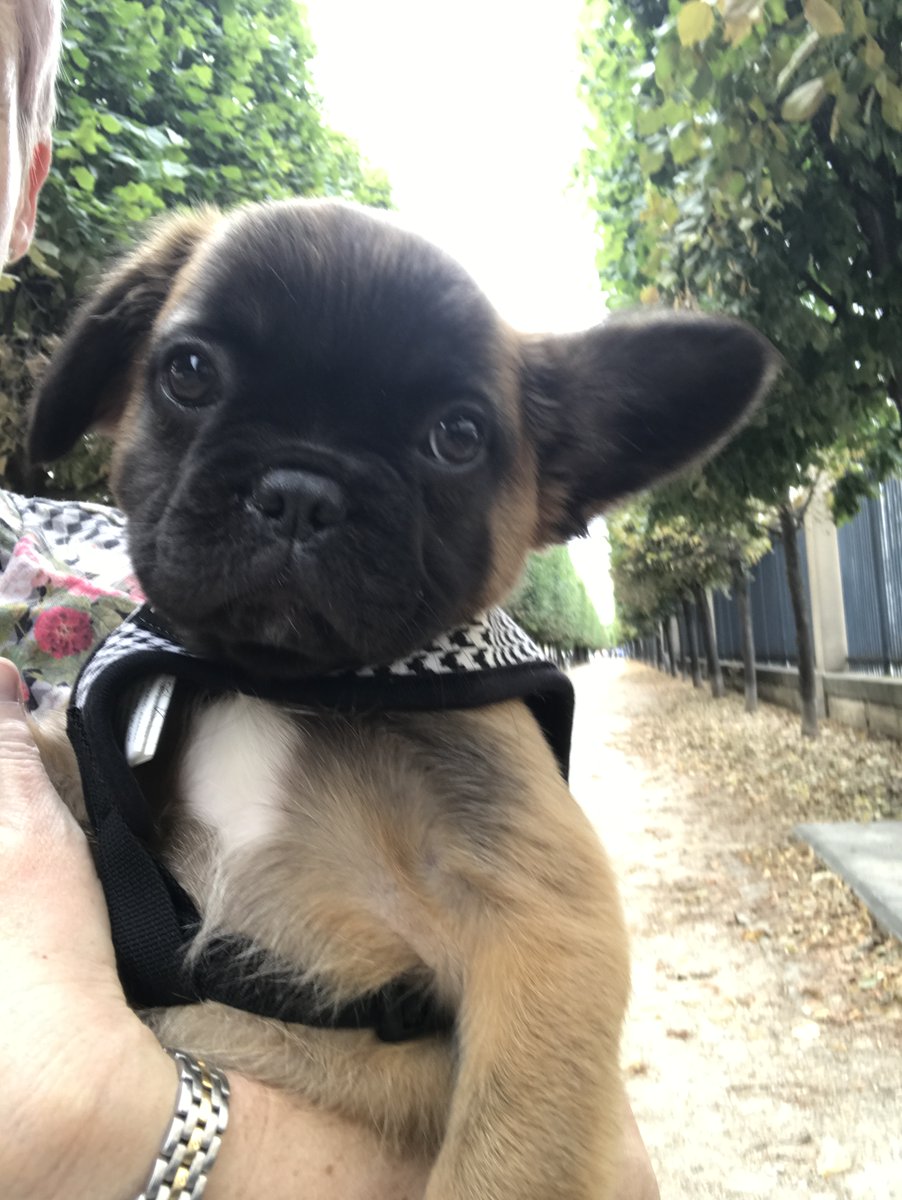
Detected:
left=795, top=821, right=902, bottom=942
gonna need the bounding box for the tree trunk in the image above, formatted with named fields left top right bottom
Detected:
left=779, top=504, right=818, bottom=738
left=662, top=617, right=677, bottom=677
left=732, top=558, right=757, bottom=714
left=680, top=595, right=702, bottom=688
left=693, top=582, right=724, bottom=699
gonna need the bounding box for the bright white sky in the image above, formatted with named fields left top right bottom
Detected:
left=303, top=0, right=615, bottom=621
left=302, top=0, right=606, bottom=334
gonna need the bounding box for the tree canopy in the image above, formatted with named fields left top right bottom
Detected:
left=0, top=0, right=390, bottom=498
left=507, top=546, right=609, bottom=652
left=608, top=486, right=772, bottom=632
left=580, top=0, right=902, bottom=521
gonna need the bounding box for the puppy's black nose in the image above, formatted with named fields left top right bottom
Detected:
left=249, top=468, right=347, bottom=538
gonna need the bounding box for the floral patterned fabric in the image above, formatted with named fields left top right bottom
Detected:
left=0, top=490, right=144, bottom=714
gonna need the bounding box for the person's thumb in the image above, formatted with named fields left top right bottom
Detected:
left=0, top=657, right=122, bottom=999
left=0, top=657, right=68, bottom=836
left=0, top=655, right=25, bottom=704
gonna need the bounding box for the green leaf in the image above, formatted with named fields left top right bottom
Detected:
left=639, top=146, right=666, bottom=174
left=68, top=44, right=89, bottom=69
left=781, top=76, right=828, bottom=121
left=880, top=82, right=902, bottom=132
left=671, top=123, right=702, bottom=165
left=97, top=112, right=122, bottom=134
left=26, top=243, right=62, bottom=279
left=803, top=0, right=844, bottom=37
left=722, top=170, right=746, bottom=200
left=70, top=164, right=96, bottom=192
left=638, top=106, right=668, bottom=136
left=861, top=38, right=885, bottom=72
left=677, top=2, right=716, bottom=47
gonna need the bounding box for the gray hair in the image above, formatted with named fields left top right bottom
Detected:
left=15, top=0, right=62, bottom=154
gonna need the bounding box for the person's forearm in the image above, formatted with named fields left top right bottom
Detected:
left=37, top=1023, right=429, bottom=1200
left=216, top=1074, right=429, bottom=1200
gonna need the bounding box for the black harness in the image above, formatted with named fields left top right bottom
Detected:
left=69, top=606, right=574, bottom=1041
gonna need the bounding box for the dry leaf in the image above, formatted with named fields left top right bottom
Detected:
left=804, top=0, right=845, bottom=37
left=816, top=1135, right=853, bottom=1177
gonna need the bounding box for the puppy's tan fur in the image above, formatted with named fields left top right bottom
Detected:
left=31, top=199, right=776, bottom=1198
left=37, top=675, right=628, bottom=1197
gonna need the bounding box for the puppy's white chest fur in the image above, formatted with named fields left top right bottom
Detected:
left=169, top=696, right=442, bottom=993
left=178, top=694, right=293, bottom=855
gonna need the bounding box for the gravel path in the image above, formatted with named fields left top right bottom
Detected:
left=569, top=660, right=902, bottom=1199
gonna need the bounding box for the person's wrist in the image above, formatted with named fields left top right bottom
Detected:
left=26, top=1015, right=176, bottom=1200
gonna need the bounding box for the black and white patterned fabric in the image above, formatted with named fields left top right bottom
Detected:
left=76, top=603, right=544, bottom=707
left=355, top=607, right=542, bottom=677
left=73, top=610, right=189, bottom=707
left=0, top=490, right=131, bottom=572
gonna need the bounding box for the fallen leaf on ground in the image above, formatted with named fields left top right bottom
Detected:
left=816, top=1135, right=853, bottom=1177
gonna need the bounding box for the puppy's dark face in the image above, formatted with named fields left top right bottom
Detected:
left=30, top=200, right=777, bottom=675
left=110, top=205, right=523, bottom=673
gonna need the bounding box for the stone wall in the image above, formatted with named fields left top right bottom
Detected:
left=721, top=660, right=902, bottom=739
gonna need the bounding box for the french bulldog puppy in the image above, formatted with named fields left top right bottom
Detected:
left=29, top=199, right=775, bottom=1199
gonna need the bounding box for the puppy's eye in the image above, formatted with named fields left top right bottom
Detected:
left=426, top=413, right=484, bottom=466
left=162, top=350, right=216, bottom=407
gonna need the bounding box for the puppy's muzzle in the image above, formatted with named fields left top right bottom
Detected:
left=248, top=468, right=347, bottom=541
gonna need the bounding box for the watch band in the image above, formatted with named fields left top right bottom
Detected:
left=137, top=1049, right=231, bottom=1200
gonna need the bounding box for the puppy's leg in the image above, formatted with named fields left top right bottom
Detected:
left=430, top=881, right=626, bottom=1199
left=420, top=705, right=629, bottom=1200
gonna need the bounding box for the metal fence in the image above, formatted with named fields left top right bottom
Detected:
left=712, top=588, right=740, bottom=659
left=713, top=533, right=812, bottom=666
left=676, top=606, right=689, bottom=664
left=660, top=479, right=902, bottom=676
left=837, top=478, right=902, bottom=674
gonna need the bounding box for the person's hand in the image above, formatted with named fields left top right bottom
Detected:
left=0, top=657, right=176, bottom=1199
left=612, top=1091, right=661, bottom=1200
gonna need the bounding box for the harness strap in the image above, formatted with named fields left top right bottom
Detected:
left=70, top=606, right=574, bottom=1040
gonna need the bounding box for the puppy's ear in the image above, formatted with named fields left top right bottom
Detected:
left=28, top=209, right=219, bottom=463
left=522, top=311, right=778, bottom=543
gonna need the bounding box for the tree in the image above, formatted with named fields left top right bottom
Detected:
left=609, top=488, right=771, bottom=700
left=507, top=546, right=608, bottom=656
left=608, top=504, right=711, bottom=684
left=580, top=0, right=902, bottom=734
left=0, top=0, right=390, bottom=499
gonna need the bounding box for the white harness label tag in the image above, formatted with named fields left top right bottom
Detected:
left=124, top=674, right=176, bottom=767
